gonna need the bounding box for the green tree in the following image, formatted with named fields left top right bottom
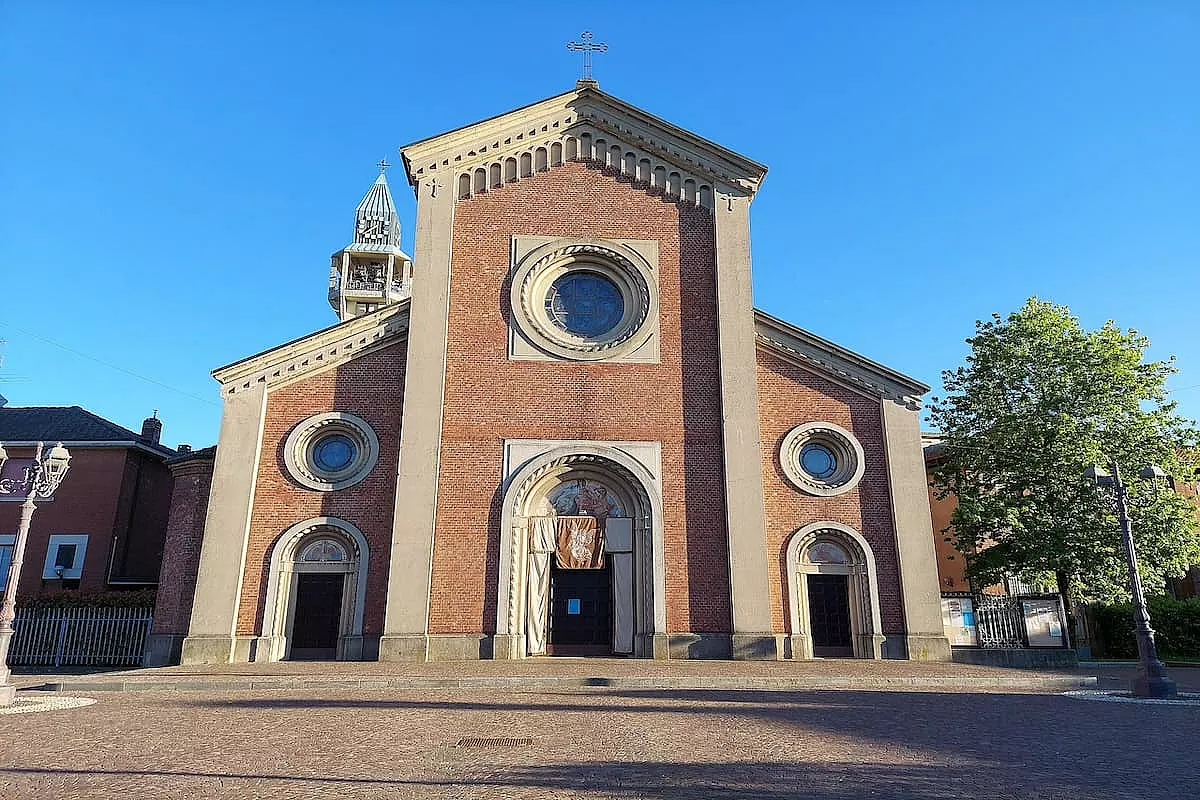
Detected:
left=929, top=298, right=1199, bottom=608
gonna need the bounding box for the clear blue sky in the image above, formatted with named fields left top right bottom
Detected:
left=2, top=2, right=1197, bottom=448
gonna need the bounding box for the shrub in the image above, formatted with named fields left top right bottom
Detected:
left=18, top=589, right=157, bottom=609
left=1089, top=596, right=1200, bottom=658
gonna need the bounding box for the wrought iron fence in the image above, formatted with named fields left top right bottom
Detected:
left=9, top=606, right=153, bottom=667
left=975, top=595, right=1026, bottom=648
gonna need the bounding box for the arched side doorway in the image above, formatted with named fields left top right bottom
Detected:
left=257, top=516, right=370, bottom=662
left=494, top=446, right=667, bottom=659
left=785, top=522, right=884, bottom=659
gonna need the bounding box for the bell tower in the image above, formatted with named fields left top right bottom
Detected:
left=328, top=161, right=414, bottom=320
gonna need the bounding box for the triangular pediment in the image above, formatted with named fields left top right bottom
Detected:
left=212, top=302, right=410, bottom=395
left=400, top=84, right=767, bottom=198
left=754, top=309, right=929, bottom=408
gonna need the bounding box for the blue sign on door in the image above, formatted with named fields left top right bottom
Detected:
left=567, top=598, right=581, bottom=615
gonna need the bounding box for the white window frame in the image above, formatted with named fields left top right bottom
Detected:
left=43, top=534, right=89, bottom=580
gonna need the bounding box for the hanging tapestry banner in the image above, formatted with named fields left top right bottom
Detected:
left=555, top=516, right=605, bottom=569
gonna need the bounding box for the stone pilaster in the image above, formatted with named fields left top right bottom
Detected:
left=378, top=175, right=455, bottom=661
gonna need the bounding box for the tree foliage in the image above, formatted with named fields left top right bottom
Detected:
left=929, top=298, right=1199, bottom=602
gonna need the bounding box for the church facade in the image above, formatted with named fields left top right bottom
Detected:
left=175, top=82, right=950, bottom=664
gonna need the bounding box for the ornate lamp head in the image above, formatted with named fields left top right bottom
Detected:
left=37, top=442, right=71, bottom=497
left=1084, top=465, right=1113, bottom=486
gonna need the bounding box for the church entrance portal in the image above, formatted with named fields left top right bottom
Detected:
left=548, top=562, right=612, bottom=656
left=289, top=572, right=345, bottom=660
left=807, top=574, right=853, bottom=657
left=496, top=447, right=666, bottom=660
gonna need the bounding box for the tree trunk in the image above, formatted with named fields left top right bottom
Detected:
left=1056, top=570, right=1075, bottom=650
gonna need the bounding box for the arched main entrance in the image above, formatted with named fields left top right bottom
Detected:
left=785, top=522, right=884, bottom=659
left=258, top=517, right=369, bottom=662
left=494, top=447, right=666, bottom=659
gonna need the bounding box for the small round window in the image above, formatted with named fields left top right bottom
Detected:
left=545, top=272, right=625, bottom=337
left=780, top=422, right=866, bottom=497
left=283, top=413, right=380, bottom=492
left=313, top=433, right=358, bottom=473
left=799, top=443, right=838, bottom=480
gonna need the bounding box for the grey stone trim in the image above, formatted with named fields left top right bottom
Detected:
left=667, top=634, right=732, bottom=660
left=779, top=421, right=867, bottom=497
left=754, top=309, right=927, bottom=408
left=377, top=635, right=429, bottom=662
left=952, top=648, right=1079, bottom=669
left=880, top=399, right=952, bottom=661
left=281, top=412, right=380, bottom=492
left=731, top=634, right=784, bottom=661
left=714, top=192, right=776, bottom=659
left=426, top=635, right=494, bottom=661
left=180, top=381, right=268, bottom=665
left=142, top=634, right=184, bottom=667
left=401, top=85, right=766, bottom=197
left=508, top=237, right=660, bottom=363
left=380, top=175, right=456, bottom=660
left=212, top=303, right=410, bottom=395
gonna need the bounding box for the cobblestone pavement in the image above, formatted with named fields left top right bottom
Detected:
left=1, top=685, right=1196, bottom=799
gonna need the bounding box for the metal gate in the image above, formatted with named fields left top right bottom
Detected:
left=974, top=595, right=1027, bottom=649
left=8, top=606, right=153, bottom=667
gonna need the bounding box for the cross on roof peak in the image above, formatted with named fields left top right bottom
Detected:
left=377, top=158, right=391, bottom=174
left=566, top=31, right=607, bottom=82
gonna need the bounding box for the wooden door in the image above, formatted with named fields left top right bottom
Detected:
left=549, top=563, right=612, bottom=656
left=808, top=573, right=853, bottom=657
left=290, top=572, right=344, bottom=660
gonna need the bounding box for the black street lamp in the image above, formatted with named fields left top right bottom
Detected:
left=1084, top=462, right=1177, bottom=699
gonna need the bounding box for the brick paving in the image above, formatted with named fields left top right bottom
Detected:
left=2, top=681, right=1197, bottom=799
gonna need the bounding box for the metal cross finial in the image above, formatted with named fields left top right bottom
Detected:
left=378, top=158, right=391, bottom=174
left=566, top=31, right=607, bottom=81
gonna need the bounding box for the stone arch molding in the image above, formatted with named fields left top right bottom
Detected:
left=449, top=124, right=719, bottom=210
left=257, top=516, right=370, bottom=662
left=785, top=522, right=884, bottom=660
left=494, top=444, right=667, bottom=659
left=510, top=238, right=658, bottom=362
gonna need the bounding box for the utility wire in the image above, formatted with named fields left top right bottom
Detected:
left=0, top=322, right=219, bottom=408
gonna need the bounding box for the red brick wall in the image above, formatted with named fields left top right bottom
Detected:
left=756, top=349, right=906, bottom=635
left=109, top=450, right=174, bottom=581
left=236, top=341, right=407, bottom=637
left=0, top=447, right=132, bottom=597
left=431, top=161, right=730, bottom=635
left=151, top=455, right=215, bottom=636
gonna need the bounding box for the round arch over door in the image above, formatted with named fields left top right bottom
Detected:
left=785, top=522, right=884, bottom=659
left=257, top=516, right=370, bottom=662
left=494, top=446, right=666, bottom=659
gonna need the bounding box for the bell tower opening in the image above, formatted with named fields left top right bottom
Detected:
left=327, top=160, right=414, bottom=321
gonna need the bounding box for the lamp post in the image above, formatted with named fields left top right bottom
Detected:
left=0, top=441, right=72, bottom=706
left=1085, top=461, right=1177, bottom=699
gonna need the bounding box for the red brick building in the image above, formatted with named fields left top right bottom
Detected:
left=0, top=406, right=175, bottom=599
left=175, top=82, right=950, bottom=664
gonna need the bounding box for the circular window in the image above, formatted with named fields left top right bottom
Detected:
left=799, top=443, right=837, bottom=480
left=510, top=241, right=655, bottom=361
left=780, top=422, right=866, bottom=497
left=546, top=271, right=625, bottom=337
left=283, top=412, right=380, bottom=492
left=312, top=434, right=357, bottom=473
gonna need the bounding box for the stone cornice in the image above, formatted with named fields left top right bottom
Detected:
left=753, top=309, right=928, bottom=409
left=401, top=85, right=767, bottom=197
left=213, top=303, right=410, bottom=395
